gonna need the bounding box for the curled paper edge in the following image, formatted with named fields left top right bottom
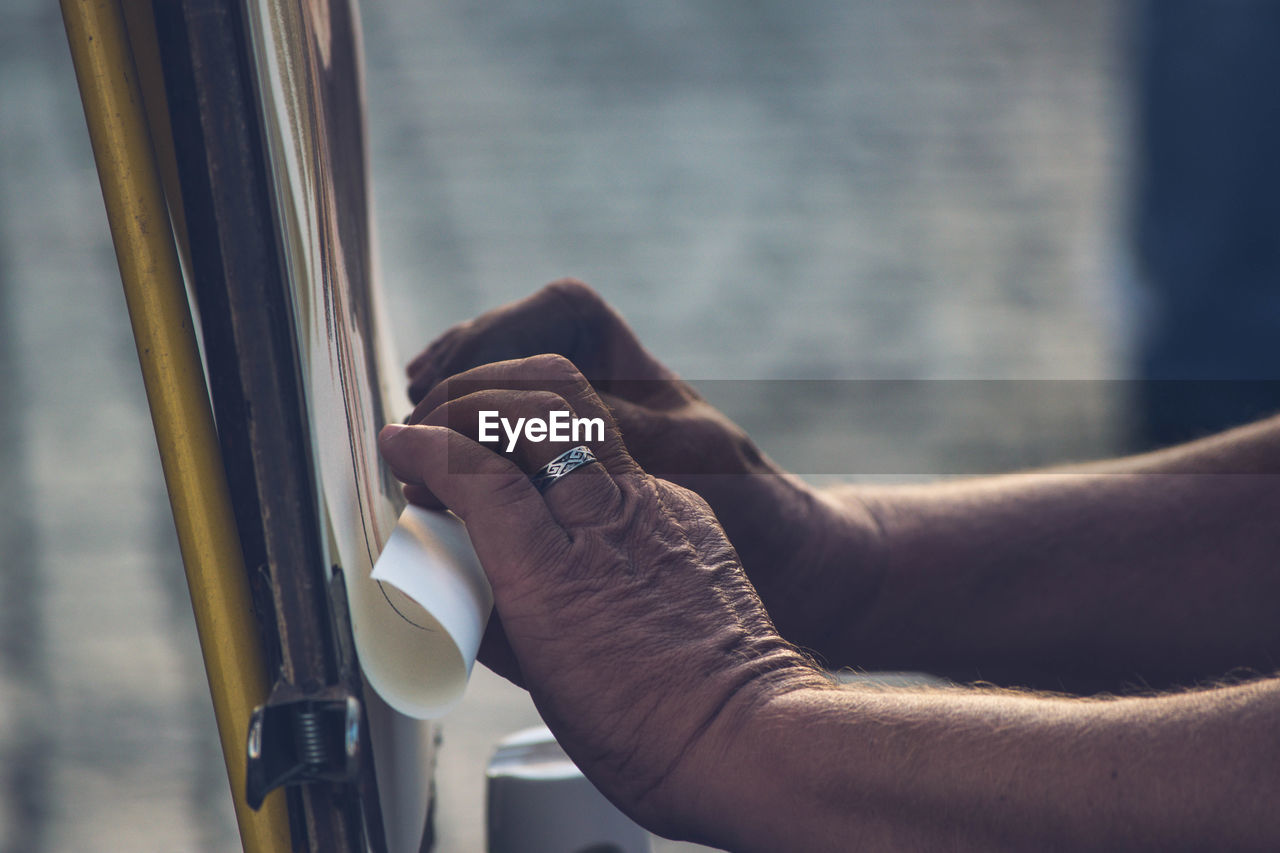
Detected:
left=348, top=505, right=493, bottom=719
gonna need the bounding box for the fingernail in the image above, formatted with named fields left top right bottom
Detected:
left=380, top=424, right=407, bottom=442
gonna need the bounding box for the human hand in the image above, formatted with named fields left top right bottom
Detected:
left=404, top=280, right=879, bottom=653
left=379, top=354, right=827, bottom=841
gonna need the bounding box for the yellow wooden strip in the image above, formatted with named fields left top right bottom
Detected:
left=119, top=0, right=195, bottom=281
left=59, top=2, right=292, bottom=850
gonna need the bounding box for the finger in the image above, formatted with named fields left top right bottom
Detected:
left=416, top=387, right=626, bottom=526
left=410, top=355, right=643, bottom=479
left=401, top=350, right=611, bottom=512
left=405, top=279, right=667, bottom=401
left=414, top=360, right=694, bottom=438
left=406, top=280, right=601, bottom=400
left=402, top=483, right=444, bottom=510
left=411, top=352, right=592, bottom=426
left=420, top=388, right=582, bottom=467
left=378, top=424, right=570, bottom=586
left=404, top=320, right=468, bottom=382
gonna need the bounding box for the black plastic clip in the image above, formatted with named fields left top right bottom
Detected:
left=245, top=684, right=361, bottom=810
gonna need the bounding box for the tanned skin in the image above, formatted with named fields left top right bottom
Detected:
left=381, top=280, right=1280, bottom=851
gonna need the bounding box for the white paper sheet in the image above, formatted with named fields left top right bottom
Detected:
left=244, top=0, right=494, bottom=720
left=368, top=506, right=493, bottom=717
left=241, top=0, right=490, bottom=847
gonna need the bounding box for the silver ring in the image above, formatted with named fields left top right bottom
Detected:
left=530, top=446, right=598, bottom=494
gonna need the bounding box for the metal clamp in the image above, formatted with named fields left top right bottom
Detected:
left=245, top=685, right=361, bottom=810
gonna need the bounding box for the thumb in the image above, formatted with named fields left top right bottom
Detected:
left=378, top=424, right=570, bottom=582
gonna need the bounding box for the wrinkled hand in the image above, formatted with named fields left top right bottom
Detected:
left=404, top=280, right=872, bottom=652
left=379, top=355, right=826, bottom=841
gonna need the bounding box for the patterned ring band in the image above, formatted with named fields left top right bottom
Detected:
left=530, top=446, right=599, bottom=494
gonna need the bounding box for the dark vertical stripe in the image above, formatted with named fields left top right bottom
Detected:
left=0, top=227, right=49, bottom=853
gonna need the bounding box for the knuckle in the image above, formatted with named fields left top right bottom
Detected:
left=545, top=279, right=612, bottom=325
left=520, top=389, right=572, bottom=414
left=480, top=468, right=539, bottom=511
left=544, top=277, right=599, bottom=307
left=525, top=351, right=580, bottom=379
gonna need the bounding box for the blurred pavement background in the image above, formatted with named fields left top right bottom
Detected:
left=1, top=0, right=1131, bottom=850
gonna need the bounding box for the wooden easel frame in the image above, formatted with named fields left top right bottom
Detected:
left=61, top=1, right=390, bottom=849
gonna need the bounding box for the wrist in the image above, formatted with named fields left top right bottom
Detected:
left=672, top=680, right=840, bottom=851
left=751, top=478, right=886, bottom=658
left=659, top=664, right=835, bottom=847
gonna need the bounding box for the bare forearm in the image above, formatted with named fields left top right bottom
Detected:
left=691, top=678, right=1280, bottom=852
left=816, top=416, right=1280, bottom=688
